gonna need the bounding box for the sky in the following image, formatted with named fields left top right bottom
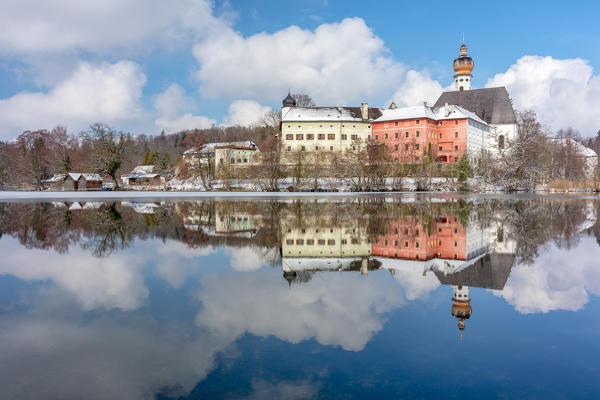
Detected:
left=0, top=0, right=599, bottom=140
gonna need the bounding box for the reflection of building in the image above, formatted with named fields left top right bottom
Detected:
left=451, top=285, right=471, bottom=338
left=215, top=210, right=257, bottom=237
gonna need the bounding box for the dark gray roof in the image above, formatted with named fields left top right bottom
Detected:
left=433, top=87, right=516, bottom=125
left=434, top=252, right=515, bottom=290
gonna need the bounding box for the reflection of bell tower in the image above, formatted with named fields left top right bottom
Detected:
left=451, top=285, right=472, bottom=341
left=453, top=35, right=474, bottom=91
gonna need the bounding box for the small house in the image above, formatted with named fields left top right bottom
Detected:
left=121, top=165, right=165, bottom=186
left=62, top=173, right=103, bottom=191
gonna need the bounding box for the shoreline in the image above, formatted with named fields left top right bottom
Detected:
left=0, top=190, right=598, bottom=202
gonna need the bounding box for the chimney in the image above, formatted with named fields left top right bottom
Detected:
left=361, top=102, right=368, bottom=120
left=424, top=101, right=428, bottom=107
left=445, top=102, right=449, bottom=117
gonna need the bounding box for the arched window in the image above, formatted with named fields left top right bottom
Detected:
left=498, top=135, right=505, bottom=149
left=459, top=86, right=464, bottom=91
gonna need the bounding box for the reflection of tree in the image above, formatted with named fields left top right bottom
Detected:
left=83, top=203, right=131, bottom=257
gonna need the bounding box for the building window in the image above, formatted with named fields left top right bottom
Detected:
left=416, top=120, right=420, bottom=124
left=307, top=239, right=314, bottom=245
left=286, top=134, right=293, bottom=140
left=455, top=120, right=459, bottom=125
left=301, top=146, right=306, bottom=151
left=298, top=125, right=301, bottom=128
left=327, top=134, right=335, bottom=140
left=416, top=131, right=420, bottom=137
left=416, top=242, right=419, bottom=248
left=341, top=239, right=347, bottom=245
left=368, top=135, right=371, bottom=140
left=315, top=146, right=319, bottom=151
left=243, top=158, right=247, bottom=163
left=320, top=125, right=323, bottom=127
left=287, top=146, right=291, bottom=151
left=237, top=159, right=241, bottom=163
left=297, top=239, right=304, bottom=245
left=296, top=134, right=303, bottom=140
left=231, top=158, right=235, bottom=163
left=394, top=121, right=399, bottom=126
left=499, top=135, right=505, bottom=149
left=328, top=239, right=335, bottom=245
left=416, top=144, right=419, bottom=150
left=341, top=134, right=347, bottom=140
left=385, top=133, right=388, bottom=139
left=375, top=134, right=379, bottom=140
left=439, top=121, right=443, bottom=126
left=455, top=131, right=458, bottom=138
left=351, top=238, right=358, bottom=244
left=394, top=144, right=399, bottom=151
left=307, top=134, right=314, bottom=140
left=352, top=125, right=356, bottom=128
left=318, top=134, right=325, bottom=140
left=454, top=145, right=458, bottom=151
left=318, top=239, right=325, bottom=245
left=329, top=146, right=333, bottom=151
left=286, top=239, right=293, bottom=245
left=405, top=241, right=408, bottom=247
left=405, top=144, right=409, bottom=150
left=439, top=146, right=442, bottom=151
left=395, top=132, right=399, bottom=139
left=439, top=133, right=442, bottom=138
left=330, top=125, right=333, bottom=128
left=351, top=134, right=358, bottom=140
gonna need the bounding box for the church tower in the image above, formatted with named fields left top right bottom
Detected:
left=451, top=285, right=472, bottom=341
left=453, top=36, right=474, bottom=91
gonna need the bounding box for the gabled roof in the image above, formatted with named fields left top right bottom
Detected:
left=432, top=252, right=515, bottom=290
left=433, top=87, right=516, bottom=125
left=131, top=165, right=155, bottom=174
left=66, top=173, right=102, bottom=181
left=282, top=106, right=383, bottom=122
left=374, top=104, right=488, bottom=126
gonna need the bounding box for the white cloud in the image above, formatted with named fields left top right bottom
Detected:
left=486, top=55, right=600, bottom=134
left=153, top=83, right=197, bottom=118
left=389, top=70, right=446, bottom=108
left=155, top=113, right=216, bottom=133
left=222, top=100, right=271, bottom=127
left=0, top=61, right=146, bottom=138
left=0, top=0, right=224, bottom=56
left=225, top=246, right=267, bottom=272
left=192, top=17, right=405, bottom=105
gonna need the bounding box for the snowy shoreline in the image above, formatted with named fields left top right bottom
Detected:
left=0, top=190, right=597, bottom=202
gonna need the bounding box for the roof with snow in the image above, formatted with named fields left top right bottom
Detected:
left=433, top=87, right=516, bottom=125
left=430, top=252, right=515, bottom=290
left=282, top=106, right=383, bottom=122
left=66, top=173, right=102, bottom=182
left=183, top=140, right=259, bottom=155
left=374, top=104, right=489, bottom=126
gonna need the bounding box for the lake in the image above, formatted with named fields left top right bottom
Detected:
left=1, top=194, right=599, bottom=399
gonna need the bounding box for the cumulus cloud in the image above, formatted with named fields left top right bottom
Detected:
left=225, top=246, right=268, bottom=272
left=0, top=61, right=146, bottom=139
left=0, top=0, right=224, bottom=56
left=496, top=236, right=600, bottom=314
left=222, top=100, right=271, bottom=127
left=486, top=56, right=600, bottom=134
left=155, top=113, right=216, bottom=133
left=389, top=70, right=446, bottom=108
left=193, top=17, right=405, bottom=104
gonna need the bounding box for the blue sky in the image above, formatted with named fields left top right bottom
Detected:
left=0, top=0, right=599, bottom=139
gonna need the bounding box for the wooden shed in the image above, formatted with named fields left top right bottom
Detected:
left=62, top=173, right=103, bottom=191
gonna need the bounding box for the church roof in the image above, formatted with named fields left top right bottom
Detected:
left=433, top=87, right=516, bottom=125
left=433, top=252, right=515, bottom=290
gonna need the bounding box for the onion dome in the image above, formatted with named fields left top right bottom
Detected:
left=452, top=42, right=474, bottom=77
left=282, top=91, right=296, bottom=107
left=451, top=299, right=472, bottom=320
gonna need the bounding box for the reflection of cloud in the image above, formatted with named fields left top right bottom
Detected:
left=154, top=241, right=216, bottom=288
left=244, top=379, right=320, bottom=400
left=392, top=269, right=440, bottom=301
left=0, top=312, right=229, bottom=400
left=225, top=247, right=266, bottom=272
left=496, top=237, right=600, bottom=313
left=196, top=271, right=407, bottom=351
left=0, top=237, right=148, bottom=311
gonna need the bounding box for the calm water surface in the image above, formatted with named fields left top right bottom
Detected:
left=1, top=195, right=600, bottom=399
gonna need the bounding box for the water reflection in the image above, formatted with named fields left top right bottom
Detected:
left=0, top=196, right=599, bottom=399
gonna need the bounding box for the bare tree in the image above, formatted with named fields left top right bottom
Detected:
left=292, top=93, right=315, bottom=108
left=82, top=123, right=129, bottom=189
left=262, top=109, right=282, bottom=131
left=256, top=137, right=283, bottom=191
